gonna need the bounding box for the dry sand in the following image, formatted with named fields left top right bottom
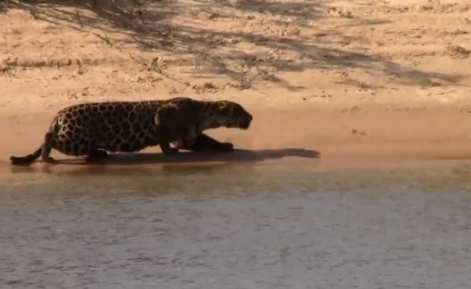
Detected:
left=1, top=0, right=471, bottom=171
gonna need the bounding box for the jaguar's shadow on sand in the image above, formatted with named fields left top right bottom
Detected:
left=7, top=148, right=319, bottom=168
left=54, top=148, right=321, bottom=166
left=7, top=148, right=320, bottom=175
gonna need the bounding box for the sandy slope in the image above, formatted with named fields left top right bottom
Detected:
left=1, top=0, right=471, bottom=169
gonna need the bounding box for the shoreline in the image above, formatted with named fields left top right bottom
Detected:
left=2, top=100, right=471, bottom=173
left=3, top=144, right=471, bottom=178
left=2, top=0, right=471, bottom=173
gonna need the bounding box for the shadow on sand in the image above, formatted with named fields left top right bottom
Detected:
left=60, top=148, right=320, bottom=166
left=6, top=148, right=320, bottom=175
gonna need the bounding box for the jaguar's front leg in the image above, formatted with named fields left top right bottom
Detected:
left=174, top=133, right=234, bottom=152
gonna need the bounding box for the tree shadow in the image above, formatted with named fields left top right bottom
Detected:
left=3, top=0, right=466, bottom=92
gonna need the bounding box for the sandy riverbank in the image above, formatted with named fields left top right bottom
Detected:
left=1, top=0, right=471, bottom=170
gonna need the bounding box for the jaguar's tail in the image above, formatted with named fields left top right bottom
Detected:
left=10, top=146, right=43, bottom=166
left=10, top=119, right=61, bottom=166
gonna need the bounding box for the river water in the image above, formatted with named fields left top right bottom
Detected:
left=1, top=161, right=471, bottom=289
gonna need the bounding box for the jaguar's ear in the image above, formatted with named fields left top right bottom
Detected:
left=154, top=103, right=179, bottom=127
left=219, top=103, right=232, bottom=115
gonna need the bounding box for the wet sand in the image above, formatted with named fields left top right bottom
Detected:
left=2, top=106, right=471, bottom=174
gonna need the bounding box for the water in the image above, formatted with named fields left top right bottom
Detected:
left=2, top=162, right=471, bottom=289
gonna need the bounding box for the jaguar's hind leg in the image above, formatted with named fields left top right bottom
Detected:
left=41, top=132, right=56, bottom=164
left=84, top=149, right=109, bottom=163
left=87, top=149, right=108, bottom=159
left=175, top=133, right=234, bottom=152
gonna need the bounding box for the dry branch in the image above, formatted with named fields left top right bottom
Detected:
left=129, top=52, right=190, bottom=86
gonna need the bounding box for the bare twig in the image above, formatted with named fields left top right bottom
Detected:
left=75, top=8, right=84, bottom=27
left=128, top=52, right=144, bottom=63
left=93, top=28, right=113, bottom=46
left=129, top=52, right=190, bottom=86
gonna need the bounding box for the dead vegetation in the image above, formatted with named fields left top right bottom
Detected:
left=1, top=0, right=469, bottom=95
